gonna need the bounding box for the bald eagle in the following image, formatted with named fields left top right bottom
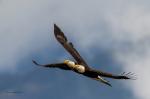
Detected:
left=32, top=24, right=136, bottom=86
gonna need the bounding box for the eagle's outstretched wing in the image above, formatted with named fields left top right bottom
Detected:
left=84, top=69, right=136, bottom=86
left=32, top=60, right=71, bottom=70
left=54, top=24, right=89, bottom=69
left=88, top=69, right=136, bottom=80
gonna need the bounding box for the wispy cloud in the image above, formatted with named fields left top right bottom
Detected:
left=108, top=5, right=150, bottom=99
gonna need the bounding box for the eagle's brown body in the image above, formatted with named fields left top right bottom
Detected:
left=32, top=24, right=136, bottom=86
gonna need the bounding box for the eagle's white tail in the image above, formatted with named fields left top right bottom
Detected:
left=96, top=76, right=112, bottom=87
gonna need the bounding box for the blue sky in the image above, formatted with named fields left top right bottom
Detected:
left=0, top=0, right=150, bottom=99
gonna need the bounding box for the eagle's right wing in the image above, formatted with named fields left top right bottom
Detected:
left=54, top=24, right=90, bottom=69
left=90, top=69, right=136, bottom=80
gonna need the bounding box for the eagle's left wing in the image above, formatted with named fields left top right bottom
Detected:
left=32, top=60, right=71, bottom=70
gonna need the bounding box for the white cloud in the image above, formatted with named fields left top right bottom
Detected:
left=0, top=0, right=55, bottom=72
left=0, top=0, right=150, bottom=99
left=108, top=5, right=150, bottom=99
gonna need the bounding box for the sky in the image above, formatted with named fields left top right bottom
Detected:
left=0, top=0, right=150, bottom=99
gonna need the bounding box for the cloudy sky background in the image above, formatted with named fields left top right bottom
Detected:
left=0, top=0, right=150, bottom=99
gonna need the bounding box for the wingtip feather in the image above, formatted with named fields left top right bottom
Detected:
left=120, top=72, right=137, bottom=80
left=32, top=60, right=40, bottom=66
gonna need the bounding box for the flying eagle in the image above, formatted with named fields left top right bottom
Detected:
left=32, top=24, right=136, bottom=86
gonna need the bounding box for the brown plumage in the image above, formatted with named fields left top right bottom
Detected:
left=32, top=60, right=71, bottom=70
left=32, top=24, right=136, bottom=87
left=54, top=24, right=89, bottom=68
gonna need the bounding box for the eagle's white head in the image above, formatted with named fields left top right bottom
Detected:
left=64, top=60, right=76, bottom=68
left=75, top=65, right=85, bottom=73
left=64, top=60, right=85, bottom=73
